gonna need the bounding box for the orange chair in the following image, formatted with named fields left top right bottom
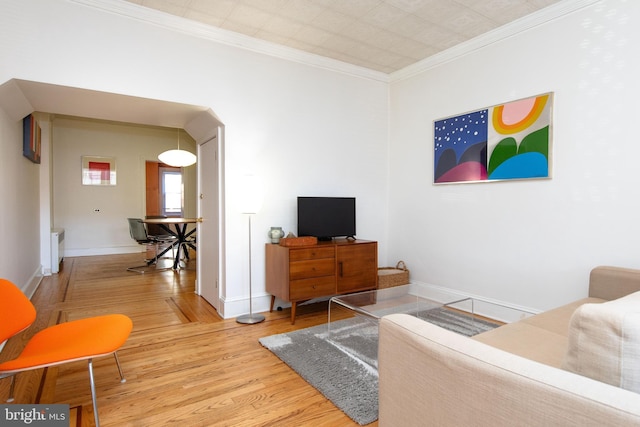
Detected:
left=0, top=278, right=133, bottom=427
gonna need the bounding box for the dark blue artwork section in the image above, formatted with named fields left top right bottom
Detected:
left=434, top=109, right=488, bottom=182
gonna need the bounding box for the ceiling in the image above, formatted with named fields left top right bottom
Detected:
left=124, top=0, right=564, bottom=74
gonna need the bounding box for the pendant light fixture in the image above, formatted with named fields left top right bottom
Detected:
left=158, top=129, right=196, bottom=167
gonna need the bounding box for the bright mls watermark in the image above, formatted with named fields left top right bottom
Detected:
left=1, top=405, right=69, bottom=426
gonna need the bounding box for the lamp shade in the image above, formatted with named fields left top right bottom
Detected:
left=239, top=175, right=263, bottom=214
left=158, top=149, right=197, bottom=167
left=158, top=128, right=197, bottom=167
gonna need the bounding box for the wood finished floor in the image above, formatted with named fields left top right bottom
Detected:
left=0, top=254, right=377, bottom=426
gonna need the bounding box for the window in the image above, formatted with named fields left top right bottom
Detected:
left=161, top=168, right=183, bottom=216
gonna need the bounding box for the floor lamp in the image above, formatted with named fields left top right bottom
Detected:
left=237, top=176, right=265, bottom=324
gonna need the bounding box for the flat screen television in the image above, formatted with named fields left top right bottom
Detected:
left=297, top=196, right=356, bottom=241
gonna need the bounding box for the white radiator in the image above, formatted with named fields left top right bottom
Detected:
left=51, top=228, right=65, bottom=274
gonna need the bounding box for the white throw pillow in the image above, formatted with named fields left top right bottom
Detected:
left=563, top=290, right=640, bottom=392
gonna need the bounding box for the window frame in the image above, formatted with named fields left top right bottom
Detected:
left=159, top=167, right=184, bottom=217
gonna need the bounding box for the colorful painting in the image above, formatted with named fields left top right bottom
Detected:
left=434, top=93, right=552, bottom=184
left=82, top=156, right=116, bottom=186
left=23, top=114, right=41, bottom=164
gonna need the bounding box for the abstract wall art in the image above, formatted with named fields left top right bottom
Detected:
left=434, top=92, right=553, bottom=184
left=82, top=156, right=116, bottom=186
left=23, top=114, right=41, bottom=164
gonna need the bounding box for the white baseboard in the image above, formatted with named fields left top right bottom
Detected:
left=219, top=293, right=272, bottom=320
left=64, top=246, right=141, bottom=257
left=23, top=266, right=44, bottom=298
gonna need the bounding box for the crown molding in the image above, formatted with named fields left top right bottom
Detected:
left=72, top=0, right=599, bottom=85
left=389, top=0, right=601, bottom=82
left=70, top=0, right=390, bottom=83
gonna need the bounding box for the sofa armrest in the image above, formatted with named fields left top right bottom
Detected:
left=379, top=313, right=640, bottom=427
left=589, top=266, right=640, bottom=300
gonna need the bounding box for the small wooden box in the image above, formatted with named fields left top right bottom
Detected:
left=279, top=236, right=318, bottom=247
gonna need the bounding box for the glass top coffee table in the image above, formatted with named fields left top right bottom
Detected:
left=327, top=283, right=530, bottom=338
left=326, top=284, right=532, bottom=368
left=328, top=284, right=469, bottom=333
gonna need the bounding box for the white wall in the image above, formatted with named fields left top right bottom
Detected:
left=0, top=108, right=42, bottom=292
left=3, top=0, right=634, bottom=318
left=0, top=0, right=389, bottom=316
left=52, top=117, right=197, bottom=256
left=388, top=0, right=640, bottom=312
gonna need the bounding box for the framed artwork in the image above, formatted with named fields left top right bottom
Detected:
left=434, top=92, right=553, bottom=184
left=82, top=156, right=116, bottom=186
left=23, top=114, right=41, bottom=164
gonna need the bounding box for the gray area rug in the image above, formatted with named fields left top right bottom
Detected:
left=259, top=308, right=499, bottom=425
left=416, top=307, right=500, bottom=337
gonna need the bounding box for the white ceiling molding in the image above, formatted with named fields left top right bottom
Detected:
left=389, top=0, right=601, bottom=82
left=73, top=0, right=599, bottom=84
left=71, top=0, right=390, bottom=83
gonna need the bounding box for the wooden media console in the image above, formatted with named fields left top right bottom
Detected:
left=265, top=239, right=377, bottom=324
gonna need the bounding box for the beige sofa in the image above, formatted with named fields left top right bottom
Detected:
left=378, top=266, right=640, bottom=426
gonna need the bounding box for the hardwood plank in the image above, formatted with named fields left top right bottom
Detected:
left=0, top=253, right=377, bottom=426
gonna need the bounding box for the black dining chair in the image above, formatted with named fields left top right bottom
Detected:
left=145, top=215, right=174, bottom=241
left=126, top=218, right=172, bottom=273
left=145, top=215, right=180, bottom=264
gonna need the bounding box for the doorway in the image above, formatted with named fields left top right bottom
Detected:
left=145, top=161, right=184, bottom=218
left=0, top=80, right=224, bottom=314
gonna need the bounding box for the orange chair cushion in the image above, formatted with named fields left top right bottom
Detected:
left=0, top=314, right=133, bottom=373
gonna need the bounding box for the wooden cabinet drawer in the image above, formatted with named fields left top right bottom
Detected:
left=290, top=258, right=335, bottom=280
left=289, top=246, right=335, bottom=261
left=289, top=276, right=335, bottom=300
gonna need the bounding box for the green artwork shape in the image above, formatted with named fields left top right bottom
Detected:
left=488, top=126, right=550, bottom=176
left=518, top=126, right=549, bottom=158
left=487, top=137, right=517, bottom=176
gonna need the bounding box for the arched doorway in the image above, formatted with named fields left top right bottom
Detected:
left=0, top=78, right=225, bottom=311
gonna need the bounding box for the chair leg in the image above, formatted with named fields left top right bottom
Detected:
left=128, top=240, right=175, bottom=274
left=85, top=353, right=126, bottom=427
left=88, top=359, right=100, bottom=427
left=114, top=352, right=126, bottom=383
left=6, top=374, right=16, bottom=402
left=127, top=265, right=151, bottom=274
